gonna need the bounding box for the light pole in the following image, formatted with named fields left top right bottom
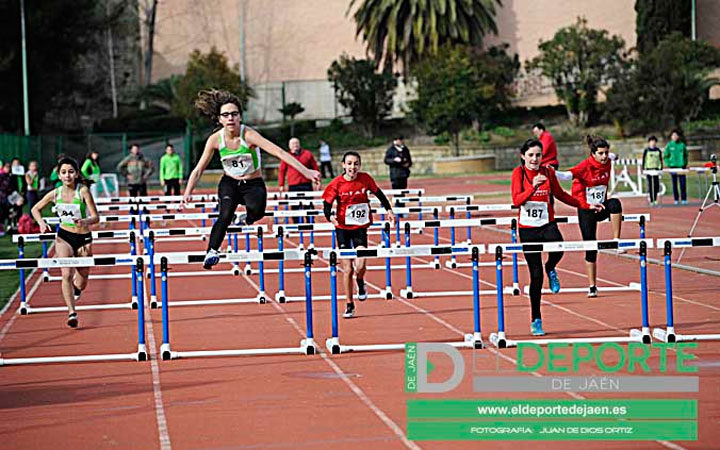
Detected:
left=20, top=0, right=30, bottom=135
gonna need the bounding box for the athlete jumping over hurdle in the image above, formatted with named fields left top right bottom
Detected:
left=322, top=152, right=395, bottom=318
left=31, top=157, right=99, bottom=328
left=562, top=135, right=624, bottom=298
left=511, top=139, right=581, bottom=336
left=181, top=89, right=321, bottom=269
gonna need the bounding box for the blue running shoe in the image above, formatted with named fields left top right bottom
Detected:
left=547, top=269, right=560, bottom=293
left=531, top=319, right=545, bottom=336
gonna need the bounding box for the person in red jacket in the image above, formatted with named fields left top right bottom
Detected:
left=279, top=137, right=320, bottom=223
left=532, top=123, right=559, bottom=169
left=566, top=135, right=623, bottom=298
left=323, top=152, right=395, bottom=319
left=511, top=138, right=580, bottom=336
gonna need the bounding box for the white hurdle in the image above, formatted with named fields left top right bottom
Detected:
left=487, top=239, right=654, bottom=348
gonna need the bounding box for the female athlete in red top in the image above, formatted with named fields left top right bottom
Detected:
left=565, top=135, right=623, bottom=298
left=511, top=139, right=579, bottom=336
left=323, top=151, right=395, bottom=318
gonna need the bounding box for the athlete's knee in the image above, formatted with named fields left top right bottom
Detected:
left=607, top=198, right=622, bottom=214
left=585, top=250, right=598, bottom=263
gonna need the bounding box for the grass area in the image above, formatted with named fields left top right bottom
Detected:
left=0, top=235, right=43, bottom=309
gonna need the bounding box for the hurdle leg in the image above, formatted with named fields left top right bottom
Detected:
left=469, top=247, right=483, bottom=348
left=489, top=247, right=508, bottom=348
left=42, top=241, right=49, bottom=282
left=130, top=232, right=138, bottom=309
left=630, top=242, right=652, bottom=344
left=445, top=209, right=457, bottom=268
left=275, top=228, right=286, bottom=303
left=201, top=206, right=206, bottom=228
left=18, top=238, right=28, bottom=315
left=325, top=252, right=341, bottom=354
left=309, top=216, right=315, bottom=249
left=653, top=242, right=677, bottom=343
left=135, top=258, right=148, bottom=361
left=160, top=257, right=172, bottom=360
left=433, top=209, right=440, bottom=269
left=232, top=233, right=240, bottom=275
left=149, top=232, right=158, bottom=308
left=244, top=233, right=252, bottom=275
left=511, top=219, right=520, bottom=296
left=395, top=217, right=401, bottom=248
left=382, top=223, right=393, bottom=300
left=400, top=224, right=414, bottom=299
left=300, top=251, right=317, bottom=355
left=256, top=229, right=266, bottom=303
left=466, top=210, right=472, bottom=244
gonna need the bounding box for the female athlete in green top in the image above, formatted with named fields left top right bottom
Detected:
left=32, top=157, right=99, bottom=328
left=182, top=89, right=321, bottom=269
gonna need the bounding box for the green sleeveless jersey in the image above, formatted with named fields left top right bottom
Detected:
left=55, top=186, right=86, bottom=228
left=218, top=125, right=261, bottom=177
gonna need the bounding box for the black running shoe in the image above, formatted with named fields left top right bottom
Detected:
left=342, top=303, right=355, bottom=318
left=67, top=312, right=78, bottom=328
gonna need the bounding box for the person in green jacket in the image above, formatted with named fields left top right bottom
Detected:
left=664, top=129, right=688, bottom=204
left=642, top=136, right=663, bottom=205
left=159, top=144, right=183, bottom=195
left=81, top=151, right=102, bottom=197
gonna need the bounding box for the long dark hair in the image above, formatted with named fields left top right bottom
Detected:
left=195, top=89, right=244, bottom=131
left=519, top=138, right=543, bottom=165
left=57, top=157, right=93, bottom=187
left=585, top=135, right=610, bottom=154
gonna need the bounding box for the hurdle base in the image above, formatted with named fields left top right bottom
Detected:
left=0, top=350, right=145, bottom=366
left=18, top=304, right=28, bottom=315
left=244, top=264, right=253, bottom=276
left=489, top=332, right=507, bottom=349
left=275, top=290, right=286, bottom=303
left=131, top=296, right=138, bottom=310
left=325, top=337, right=341, bottom=355
left=444, top=260, right=458, bottom=269
left=150, top=295, right=158, bottom=309
left=652, top=327, right=720, bottom=342
left=382, top=287, right=393, bottom=300
left=630, top=327, right=652, bottom=344
left=284, top=293, right=386, bottom=303
left=433, top=261, right=441, bottom=270
left=653, top=327, right=677, bottom=343
left=232, top=266, right=241, bottom=276
left=137, top=344, right=148, bottom=362
left=400, top=288, right=414, bottom=299
left=466, top=332, right=483, bottom=349
left=491, top=330, right=646, bottom=348
left=301, top=338, right=317, bottom=355
left=256, top=292, right=267, bottom=304
left=512, top=283, right=521, bottom=296
left=160, top=343, right=172, bottom=361
left=20, top=302, right=134, bottom=314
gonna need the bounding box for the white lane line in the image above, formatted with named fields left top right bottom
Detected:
left=240, top=269, right=422, bottom=450
left=0, top=269, right=43, bottom=344
left=143, top=294, right=172, bottom=450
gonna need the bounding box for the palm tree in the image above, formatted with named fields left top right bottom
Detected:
left=349, top=0, right=501, bottom=74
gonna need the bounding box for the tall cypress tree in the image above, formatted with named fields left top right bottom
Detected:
left=635, top=0, right=691, bottom=54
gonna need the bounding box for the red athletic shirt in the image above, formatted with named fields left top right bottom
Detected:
left=322, top=172, right=380, bottom=230
left=539, top=130, right=559, bottom=167
left=278, top=149, right=319, bottom=187
left=569, top=157, right=612, bottom=210
left=511, top=165, right=579, bottom=228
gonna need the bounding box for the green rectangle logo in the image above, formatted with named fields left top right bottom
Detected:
left=407, top=399, right=697, bottom=420
left=406, top=420, right=697, bottom=440
left=405, top=343, right=417, bottom=392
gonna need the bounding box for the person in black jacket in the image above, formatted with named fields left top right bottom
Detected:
left=384, top=135, right=413, bottom=189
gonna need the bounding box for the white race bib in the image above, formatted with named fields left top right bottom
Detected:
left=345, top=203, right=370, bottom=226
left=11, top=165, right=25, bottom=176
left=221, top=153, right=255, bottom=178
left=520, top=201, right=549, bottom=227
left=586, top=185, right=607, bottom=205
left=56, top=203, right=82, bottom=225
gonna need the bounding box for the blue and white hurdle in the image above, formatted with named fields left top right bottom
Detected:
left=0, top=254, right=149, bottom=365
left=653, top=237, right=720, bottom=343
left=488, top=238, right=654, bottom=348
left=322, top=244, right=485, bottom=353
left=156, top=248, right=318, bottom=360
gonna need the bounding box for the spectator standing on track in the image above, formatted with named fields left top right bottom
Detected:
left=117, top=143, right=154, bottom=197
left=664, top=129, right=688, bottom=205
left=318, top=139, right=334, bottom=178
left=82, top=151, right=102, bottom=198
left=159, top=144, right=183, bottom=196
left=181, top=89, right=321, bottom=269
left=532, top=123, right=559, bottom=169
left=384, top=136, right=412, bottom=189
left=511, top=138, right=580, bottom=336
left=278, top=137, right=320, bottom=224
left=641, top=136, right=663, bottom=205
left=31, top=157, right=99, bottom=328
left=323, top=151, right=395, bottom=319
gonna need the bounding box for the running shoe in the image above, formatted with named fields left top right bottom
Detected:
left=203, top=249, right=220, bottom=270
left=67, top=312, right=78, bottom=328
left=531, top=318, right=545, bottom=336
left=547, top=269, right=561, bottom=293
left=342, top=303, right=355, bottom=318
left=236, top=212, right=247, bottom=225
left=588, top=285, right=598, bottom=298
left=681, top=200, right=688, bottom=205
left=357, top=278, right=367, bottom=301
